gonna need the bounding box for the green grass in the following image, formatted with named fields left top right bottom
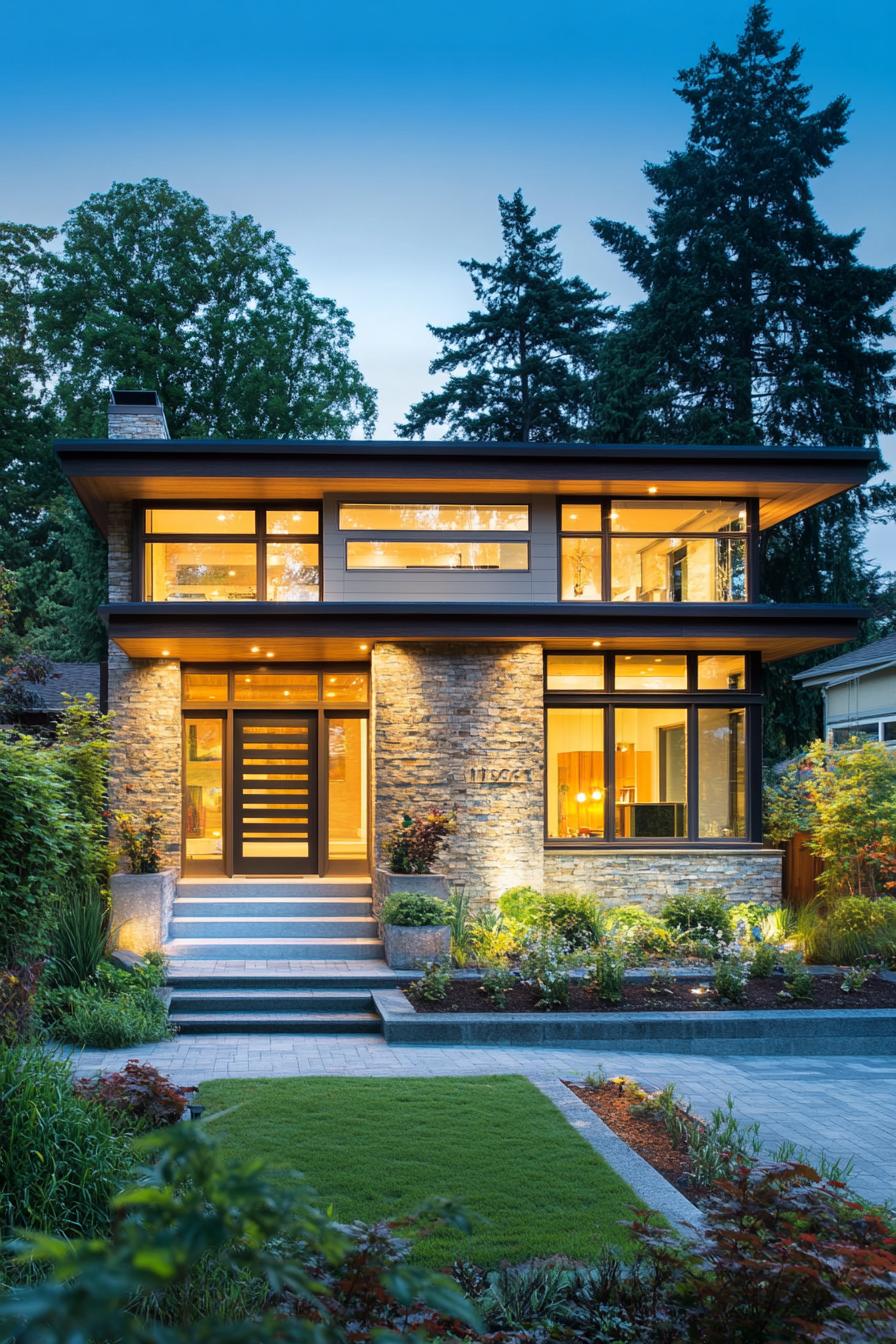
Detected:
left=198, top=1074, right=639, bottom=1267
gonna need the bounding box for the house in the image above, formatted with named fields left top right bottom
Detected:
left=55, top=390, right=874, bottom=943
left=793, top=633, right=896, bottom=746
left=3, top=661, right=105, bottom=733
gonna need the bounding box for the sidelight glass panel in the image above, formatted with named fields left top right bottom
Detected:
left=265, top=542, right=320, bottom=600
left=266, top=509, right=319, bottom=535
left=144, top=542, right=257, bottom=601
left=234, top=672, right=318, bottom=701
left=182, top=672, right=228, bottom=702
left=184, top=717, right=223, bottom=862
left=614, top=655, right=688, bottom=691
left=697, top=654, right=747, bottom=691
left=328, top=718, right=368, bottom=861
left=614, top=707, right=688, bottom=838
left=610, top=536, right=746, bottom=602
left=145, top=508, right=255, bottom=534
left=345, top=540, right=528, bottom=570
left=545, top=655, right=604, bottom=691
left=546, top=707, right=605, bottom=839
left=609, top=500, right=747, bottom=533
left=339, top=503, right=529, bottom=531
left=561, top=504, right=602, bottom=532
left=560, top=536, right=601, bottom=599
left=698, top=707, right=746, bottom=838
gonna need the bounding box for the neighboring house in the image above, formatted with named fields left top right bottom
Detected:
left=793, top=634, right=896, bottom=747
left=54, top=389, right=874, bottom=912
left=17, top=661, right=105, bottom=730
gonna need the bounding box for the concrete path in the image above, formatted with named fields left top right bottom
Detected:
left=55, top=1035, right=896, bottom=1209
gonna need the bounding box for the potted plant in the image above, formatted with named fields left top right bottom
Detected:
left=373, top=806, right=456, bottom=914
left=109, top=810, right=177, bottom=955
left=380, top=892, right=453, bottom=969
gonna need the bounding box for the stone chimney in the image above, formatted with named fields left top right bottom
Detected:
left=107, top=389, right=170, bottom=440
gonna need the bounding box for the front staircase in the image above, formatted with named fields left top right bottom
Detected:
left=163, top=879, right=401, bottom=1035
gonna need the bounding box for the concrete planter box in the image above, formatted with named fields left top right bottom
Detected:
left=372, top=868, right=450, bottom=918
left=109, top=868, right=177, bottom=955
left=383, top=923, right=451, bottom=970
left=372, top=989, right=896, bottom=1056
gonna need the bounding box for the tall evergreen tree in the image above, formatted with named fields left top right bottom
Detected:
left=591, top=3, right=896, bottom=757
left=399, top=190, right=615, bottom=440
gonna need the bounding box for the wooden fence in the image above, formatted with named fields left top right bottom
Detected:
left=780, top=829, right=824, bottom=907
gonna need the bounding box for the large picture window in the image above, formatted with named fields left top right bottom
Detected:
left=545, top=652, right=756, bottom=844
left=141, top=505, right=320, bottom=602
left=339, top=499, right=531, bottom=575
left=559, top=497, right=752, bottom=603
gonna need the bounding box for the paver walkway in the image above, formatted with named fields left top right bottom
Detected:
left=55, top=1035, right=896, bottom=1208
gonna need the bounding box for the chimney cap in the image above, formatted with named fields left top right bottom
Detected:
left=109, top=389, right=163, bottom=408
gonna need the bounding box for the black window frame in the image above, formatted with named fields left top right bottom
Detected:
left=544, top=650, right=763, bottom=847
left=136, top=501, right=323, bottom=602
left=556, top=496, right=759, bottom=604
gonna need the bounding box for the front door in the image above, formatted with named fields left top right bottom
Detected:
left=233, top=712, right=318, bottom=874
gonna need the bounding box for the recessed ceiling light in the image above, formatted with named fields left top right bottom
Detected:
left=569, top=512, right=578, bottom=520
left=217, top=513, right=227, bottom=522
left=326, top=691, right=335, bottom=698
left=359, top=643, right=369, bottom=652
left=265, top=651, right=275, bottom=658
left=283, top=690, right=290, bottom=697
left=610, top=511, right=619, bottom=520
left=227, top=569, right=236, bottom=577
left=161, top=649, right=170, bottom=657
left=591, top=640, right=601, bottom=647
left=292, top=513, right=301, bottom=521
left=244, top=677, right=252, bottom=683
left=648, top=486, right=658, bottom=494
left=250, top=645, right=260, bottom=653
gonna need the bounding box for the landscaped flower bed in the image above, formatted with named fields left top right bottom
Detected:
left=402, top=970, right=896, bottom=1014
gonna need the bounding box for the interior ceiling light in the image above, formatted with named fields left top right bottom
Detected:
left=217, top=513, right=227, bottom=522
left=265, top=651, right=275, bottom=658
left=250, top=645, right=260, bottom=653
left=161, top=649, right=170, bottom=657
left=591, top=789, right=603, bottom=801
left=227, top=569, right=236, bottom=576
left=591, top=640, right=601, bottom=647
left=575, top=791, right=587, bottom=804
left=359, top=643, right=369, bottom=652
left=648, top=486, right=658, bottom=494
left=244, top=677, right=252, bottom=683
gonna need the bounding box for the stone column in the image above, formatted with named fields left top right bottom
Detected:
left=371, top=642, right=544, bottom=909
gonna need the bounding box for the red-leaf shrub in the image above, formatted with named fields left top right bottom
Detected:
left=74, top=1059, right=195, bottom=1132
left=0, top=960, right=43, bottom=1043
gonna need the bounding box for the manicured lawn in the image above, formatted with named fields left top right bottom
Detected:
left=198, top=1074, right=639, bottom=1267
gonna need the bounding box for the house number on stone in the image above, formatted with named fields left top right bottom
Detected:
left=467, top=765, right=534, bottom=784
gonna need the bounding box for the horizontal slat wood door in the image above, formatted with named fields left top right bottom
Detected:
left=234, top=713, right=317, bottom=873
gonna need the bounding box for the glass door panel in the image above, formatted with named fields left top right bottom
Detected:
left=328, top=717, right=368, bottom=862
left=234, top=713, right=318, bottom=873
left=184, top=717, right=224, bottom=867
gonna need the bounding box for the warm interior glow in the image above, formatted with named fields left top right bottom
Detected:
left=611, top=500, right=747, bottom=533
left=698, top=706, right=746, bottom=838
left=146, top=508, right=255, bottom=535
left=560, top=536, right=601, bottom=599
left=345, top=540, right=528, bottom=570
left=184, top=717, right=224, bottom=861
left=614, top=706, right=688, bottom=838
left=545, top=654, right=604, bottom=691
left=266, top=509, right=319, bottom=535
left=614, top=654, right=688, bottom=690
left=547, top=707, right=605, bottom=838
left=144, top=542, right=257, bottom=601
left=328, top=717, right=368, bottom=861
left=697, top=654, right=747, bottom=690
left=338, top=502, right=529, bottom=531
left=561, top=504, right=601, bottom=532
left=265, top=542, right=320, bottom=600
left=610, top=536, right=746, bottom=602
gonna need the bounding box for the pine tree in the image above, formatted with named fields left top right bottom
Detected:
left=399, top=190, right=615, bottom=441
left=591, top=3, right=896, bottom=756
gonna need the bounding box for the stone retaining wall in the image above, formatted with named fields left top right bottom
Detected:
left=371, top=642, right=545, bottom=907
left=543, top=847, right=782, bottom=911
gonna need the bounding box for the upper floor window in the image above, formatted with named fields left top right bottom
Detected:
left=141, top=505, right=320, bottom=602
left=560, top=497, right=751, bottom=603
left=339, top=500, right=530, bottom=572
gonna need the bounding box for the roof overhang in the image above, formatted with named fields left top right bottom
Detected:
left=56, top=439, right=876, bottom=535
left=101, top=600, right=868, bottom=665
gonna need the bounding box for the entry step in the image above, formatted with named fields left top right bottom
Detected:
left=169, top=1011, right=381, bottom=1035
left=163, top=937, right=385, bottom=961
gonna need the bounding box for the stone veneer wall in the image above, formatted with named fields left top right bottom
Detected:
left=371, top=642, right=545, bottom=908
left=544, top=848, right=782, bottom=912
left=106, top=502, right=182, bottom=867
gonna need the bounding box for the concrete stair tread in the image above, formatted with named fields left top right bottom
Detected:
left=170, top=1011, right=381, bottom=1032
left=170, top=916, right=377, bottom=925
left=169, top=989, right=373, bottom=1003
left=173, top=897, right=373, bottom=906
left=165, top=937, right=383, bottom=946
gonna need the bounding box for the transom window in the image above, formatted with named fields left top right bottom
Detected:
left=141, top=505, right=320, bottom=602
left=545, top=652, right=754, bottom=843
left=560, top=497, right=752, bottom=603
left=182, top=667, right=368, bottom=705
left=339, top=499, right=530, bottom=572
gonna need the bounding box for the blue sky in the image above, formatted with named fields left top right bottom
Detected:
left=4, top=0, right=893, bottom=565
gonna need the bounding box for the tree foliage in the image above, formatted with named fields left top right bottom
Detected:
left=399, top=190, right=614, bottom=441
left=591, top=2, right=896, bottom=756
left=0, top=180, right=377, bottom=659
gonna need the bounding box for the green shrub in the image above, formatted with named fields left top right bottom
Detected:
left=381, top=807, right=456, bottom=874
left=779, top=950, right=814, bottom=1001
left=468, top=915, right=521, bottom=963
left=661, top=889, right=733, bottom=940
left=40, top=961, right=171, bottom=1048
left=519, top=933, right=570, bottom=1010
left=748, top=940, right=779, bottom=978
left=605, top=905, right=675, bottom=956
left=729, top=900, right=775, bottom=931
left=539, top=891, right=605, bottom=950
left=409, top=958, right=451, bottom=1002
left=45, top=879, right=110, bottom=988
left=54, top=695, right=114, bottom=890
left=585, top=947, right=626, bottom=1003
left=380, top=892, right=452, bottom=927
left=497, top=884, right=543, bottom=926
left=713, top=956, right=748, bottom=1003
left=796, top=896, right=896, bottom=965
left=0, top=1043, right=131, bottom=1240
left=0, top=961, right=43, bottom=1044
left=479, top=962, right=516, bottom=1009
left=114, top=809, right=165, bottom=874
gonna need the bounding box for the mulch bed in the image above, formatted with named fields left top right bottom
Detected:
left=403, top=973, right=896, bottom=1014
left=566, top=1080, right=709, bottom=1205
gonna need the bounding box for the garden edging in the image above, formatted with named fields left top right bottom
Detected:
left=532, top=1078, right=703, bottom=1235
left=372, top=989, right=896, bottom=1054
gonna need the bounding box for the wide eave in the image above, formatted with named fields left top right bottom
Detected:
left=101, top=600, right=868, bottom=664
left=56, top=438, right=876, bottom=534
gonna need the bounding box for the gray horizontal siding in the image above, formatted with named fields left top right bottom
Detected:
left=322, top=494, right=558, bottom=603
